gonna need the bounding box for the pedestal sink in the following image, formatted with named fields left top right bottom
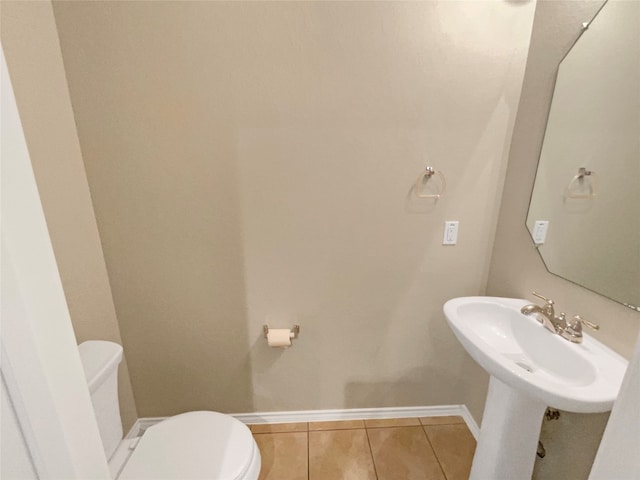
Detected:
left=444, top=296, right=628, bottom=480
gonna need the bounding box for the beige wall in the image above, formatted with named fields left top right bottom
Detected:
left=52, top=1, right=536, bottom=420
left=487, top=1, right=640, bottom=478
left=1, top=1, right=138, bottom=432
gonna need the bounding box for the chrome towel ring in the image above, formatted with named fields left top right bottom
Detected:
left=567, top=167, right=598, bottom=199
left=414, top=166, right=446, bottom=199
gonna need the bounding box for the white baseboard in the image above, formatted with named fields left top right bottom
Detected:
left=129, top=405, right=480, bottom=440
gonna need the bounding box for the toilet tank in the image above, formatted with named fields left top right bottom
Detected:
left=78, top=340, right=124, bottom=460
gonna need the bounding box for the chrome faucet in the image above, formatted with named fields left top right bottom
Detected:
left=521, top=292, right=565, bottom=334
left=520, top=292, right=599, bottom=343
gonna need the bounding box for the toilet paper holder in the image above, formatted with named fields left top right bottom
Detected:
left=263, top=324, right=300, bottom=339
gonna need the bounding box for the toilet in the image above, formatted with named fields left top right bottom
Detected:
left=78, top=340, right=261, bottom=479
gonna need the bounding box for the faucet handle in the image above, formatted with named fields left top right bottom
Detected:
left=532, top=291, right=554, bottom=305
left=571, top=314, right=600, bottom=331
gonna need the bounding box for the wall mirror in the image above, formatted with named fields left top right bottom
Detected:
left=526, top=0, right=640, bottom=311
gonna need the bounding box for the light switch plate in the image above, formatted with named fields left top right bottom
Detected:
left=533, top=221, right=549, bottom=244
left=443, top=221, right=459, bottom=245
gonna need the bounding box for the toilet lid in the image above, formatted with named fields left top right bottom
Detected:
left=118, top=411, right=257, bottom=480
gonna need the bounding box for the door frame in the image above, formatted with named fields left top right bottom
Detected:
left=1, top=45, right=110, bottom=479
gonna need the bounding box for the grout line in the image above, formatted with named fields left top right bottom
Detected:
left=364, top=428, right=379, bottom=480
left=421, top=425, right=449, bottom=480
left=365, top=425, right=422, bottom=430
left=365, top=425, right=420, bottom=429
left=309, top=428, right=363, bottom=432
left=307, top=429, right=310, bottom=480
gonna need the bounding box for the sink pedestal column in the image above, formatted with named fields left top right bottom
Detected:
left=470, top=376, right=547, bottom=480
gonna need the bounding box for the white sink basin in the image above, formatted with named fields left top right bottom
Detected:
left=444, top=296, right=628, bottom=480
left=444, top=296, right=627, bottom=413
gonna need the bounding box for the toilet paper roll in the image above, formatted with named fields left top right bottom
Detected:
left=267, top=329, right=293, bottom=348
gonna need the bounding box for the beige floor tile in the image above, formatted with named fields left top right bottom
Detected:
left=364, top=417, right=421, bottom=428
left=251, top=422, right=308, bottom=434
left=309, top=429, right=376, bottom=480
left=309, top=420, right=365, bottom=431
left=419, top=415, right=465, bottom=426
left=254, top=432, right=308, bottom=480
left=424, top=424, right=476, bottom=480
left=367, top=426, right=445, bottom=480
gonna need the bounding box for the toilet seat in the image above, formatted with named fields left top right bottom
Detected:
left=118, top=411, right=260, bottom=480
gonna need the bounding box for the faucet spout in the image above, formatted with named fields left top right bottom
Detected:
left=520, top=304, right=557, bottom=333
left=520, top=304, right=541, bottom=315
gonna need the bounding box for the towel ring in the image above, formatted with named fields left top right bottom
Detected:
left=414, top=166, right=446, bottom=199
left=567, top=167, right=598, bottom=199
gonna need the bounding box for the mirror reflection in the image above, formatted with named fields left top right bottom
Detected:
left=527, top=0, right=640, bottom=309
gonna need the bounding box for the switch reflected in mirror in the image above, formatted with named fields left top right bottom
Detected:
left=532, top=221, right=549, bottom=245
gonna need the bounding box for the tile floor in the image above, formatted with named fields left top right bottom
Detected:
left=249, top=416, right=476, bottom=480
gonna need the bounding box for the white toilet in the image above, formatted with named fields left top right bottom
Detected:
left=78, top=340, right=261, bottom=480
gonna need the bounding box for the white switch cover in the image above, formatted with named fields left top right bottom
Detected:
left=443, top=221, right=459, bottom=245
left=533, top=221, right=549, bottom=244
